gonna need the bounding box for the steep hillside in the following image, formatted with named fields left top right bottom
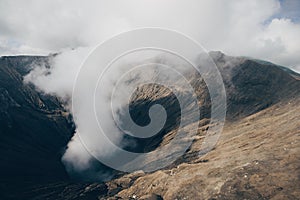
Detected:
left=110, top=97, right=300, bottom=200
left=210, top=51, right=300, bottom=119
left=98, top=52, right=300, bottom=199
left=0, top=56, right=74, bottom=199
left=121, top=52, right=300, bottom=155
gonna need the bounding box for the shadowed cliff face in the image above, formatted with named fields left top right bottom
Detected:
left=0, top=56, right=74, bottom=199
left=0, top=52, right=299, bottom=199
left=120, top=84, right=182, bottom=153
left=209, top=51, right=300, bottom=119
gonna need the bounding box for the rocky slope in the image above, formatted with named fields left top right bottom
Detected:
left=96, top=52, right=300, bottom=200
left=0, top=56, right=74, bottom=199
left=110, top=97, right=300, bottom=200
left=0, top=52, right=299, bottom=199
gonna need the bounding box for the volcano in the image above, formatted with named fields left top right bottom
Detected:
left=0, top=52, right=299, bottom=199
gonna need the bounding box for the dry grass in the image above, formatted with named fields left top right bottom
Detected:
left=113, top=98, right=300, bottom=199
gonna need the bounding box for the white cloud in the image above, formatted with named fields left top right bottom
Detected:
left=0, top=0, right=300, bottom=70
left=17, top=0, right=300, bottom=179
left=24, top=47, right=92, bottom=101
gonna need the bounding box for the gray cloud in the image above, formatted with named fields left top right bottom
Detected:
left=0, top=0, right=300, bottom=70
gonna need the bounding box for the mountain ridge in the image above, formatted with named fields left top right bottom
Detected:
left=0, top=52, right=299, bottom=199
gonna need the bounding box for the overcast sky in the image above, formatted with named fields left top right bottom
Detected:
left=0, top=0, right=300, bottom=71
